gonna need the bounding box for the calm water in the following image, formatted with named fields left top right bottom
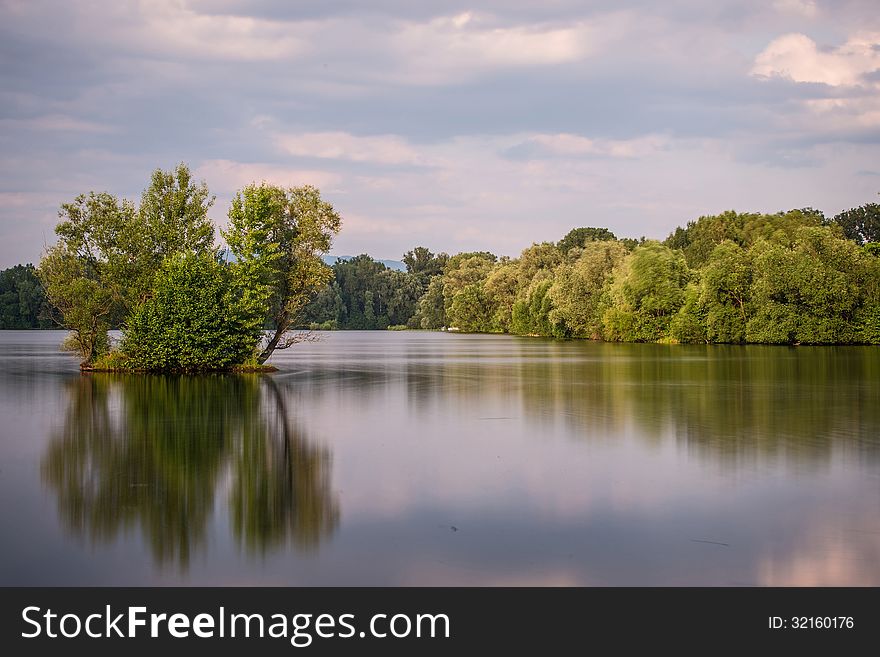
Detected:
left=0, top=330, right=878, bottom=586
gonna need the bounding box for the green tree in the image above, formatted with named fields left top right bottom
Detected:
left=402, top=246, right=448, bottom=280
left=224, top=184, right=341, bottom=362
left=128, top=164, right=216, bottom=307
left=0, top=264, right=52, bottom=328
left=122, top=252, right=265, bottom=370
left=699, top=241, right=752, bottom=343
left=511, top=278, right=556, bottom=336
left=557, top=226, right=616, bottom=255
left=448, top=282, right=492, bottom=332
left=549, top=240, right=627, bottom=338
left=746, top=227, right=865, bottom=344
left=832, top=203, right=880, bottom=245
left=38, top=192, right=140, bottom=362
left=414, top=276, right=447, bottom=329
left=602, top=241, right=690, bottom=342
left=38, top=245, right=112, bottom=362
left=670, top=283, right=707, bottom=343
left=665, top=209, right=824, bottom=268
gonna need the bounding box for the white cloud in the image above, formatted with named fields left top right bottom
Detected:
left=194, top=159, right=342, bottom=191
left=751, top=31, right=880, bottom=133
left=276, top=131, right=432, bottom=166
left=772, top=0, right=819, bottom=19
left=131, top=0, right=307, bottom=61
left=523, top=133, right=670, bottom=159
left=751, top=32, right=880, bottom=86
left=386, top=11, right=616, bottom=84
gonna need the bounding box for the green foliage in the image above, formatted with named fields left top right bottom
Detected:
left=699, top=241, right=751, bottom=343
left=557, top=226, right=616, bottom=255
left=482, top=261, right=520, bottom=332
left=139, top=163, right=215, bottom=264
left=665, top=208, right=825, bottom=268
left=832, top=203, right=880, bottom=246
left=670, top=283, right=707, bottom=343
left=38, top=166, right=218, bottom=363
left=448, top=283, right=493, bottom=332
left=122, top=252, right=265, bottom=371
left=38, top=244, right=114, bottom=363
left=602, top=242, right=690, bottom=342
left=511, top=279, right=557, bottom=337
left=415, top=276, right=447, bottom=329
left=299, top=280, right=344, bottom=327
left=549, top=240, right=627, bottom=338
left=746, top=227, right=865, bottom=344
left=224, top=183, right=341, bottom=362
left=325, top=255, right=423, bottom=329
left=402, top=246, right=448, bottom=280
left=0, top=264, right=53, bottom=328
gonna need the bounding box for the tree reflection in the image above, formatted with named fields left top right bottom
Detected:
left=41, top=374, right=338, bottom=569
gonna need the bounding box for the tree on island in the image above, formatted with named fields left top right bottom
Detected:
left=224, top=183, right=342, bottom=363
left=38, top=165, right=341, bottom=371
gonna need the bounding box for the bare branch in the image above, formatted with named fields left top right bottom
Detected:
left=272, top=330, right=322, bottom=351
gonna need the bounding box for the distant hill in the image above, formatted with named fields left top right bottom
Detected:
left=322, top=255, right=407, bottom=272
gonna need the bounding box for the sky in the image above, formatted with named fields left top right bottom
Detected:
left=1, top=0, right=879, bottom=268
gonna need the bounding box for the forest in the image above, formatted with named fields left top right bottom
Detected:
left=296, top=204, right=880, bottom=345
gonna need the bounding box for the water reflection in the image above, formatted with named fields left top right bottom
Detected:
left=41, top=374, right=338, bottom=568
left=289, top=338, right=880, bottom=469
left=3, top=331, right=878, bottom=585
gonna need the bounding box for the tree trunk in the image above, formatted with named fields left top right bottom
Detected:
left=258, top=311, right=289, bottom=364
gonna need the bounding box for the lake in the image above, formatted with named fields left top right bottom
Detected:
left=0, top=330, right=878, bottom=585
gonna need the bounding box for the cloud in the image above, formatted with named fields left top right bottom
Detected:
left=2, top=1, right=880, bottom=268
left=106, top=0, right=308, bottom=62
left=194, top=159, right=342, bottom=191
left=508, top=133, right=670, bottom=159
left=0, top=114, right=117, bottom=134
left=772, top=0, right=819, bottom=19
left=387, top=11, right=603, bottom=84
left=751, top=32, right=880, bottom=86
left=276, top=131, right=432, bottom=165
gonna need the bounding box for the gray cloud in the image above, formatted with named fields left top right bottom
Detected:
left=1, top=0, right=879, bottom=267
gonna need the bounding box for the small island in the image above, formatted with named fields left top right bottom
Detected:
left=38, top=164, right=340, bottom=372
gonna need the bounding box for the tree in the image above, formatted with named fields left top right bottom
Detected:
left=602, top=241, right=690, bottom=342
left=38, top=192, right=139, bottom=362
left=483, top=261, right=520, bottom=332
left=746, top=227, right=864, bottom=344
left=414, top=276, right=447, bottom=329
left=511, top=279, right=556, bottom=336
left=129, top=164, right=216, bottom=307
left=448, top=283, right=492, bottom=332
left=549, top=240, right=627, bottom=338
left=557, top=227, right=616, bottom=255
left=699, top=241, right=752, bottom=343
left=832, top=203, right=880, bottom=245
left=224, top=184, right=342, bottom=363
left=38, top=245, right=112, bottom=363
left=122, top=252, right=266, bottom=370
left=664, top=209, right=824, bottom=268
left=140, top=163, right=214, bottom=250
left=670, top=283, right=707, bottom=343
left=402, top=246, right=448, bottom=280
left=0, top=264, right=52, bottom=328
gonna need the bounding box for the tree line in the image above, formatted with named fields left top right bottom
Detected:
left=299, top=204, right=880, bottom=345
left=3, top=176, right=879, bottom=349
